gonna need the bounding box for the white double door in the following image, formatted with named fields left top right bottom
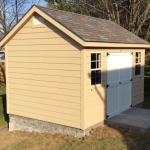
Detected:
left=107, top=53, right=132, bottom=117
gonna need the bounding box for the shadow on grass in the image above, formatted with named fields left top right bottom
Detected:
left=0, top=94, right=9, bottom=124
left=58, top=125, right=150, bottom=150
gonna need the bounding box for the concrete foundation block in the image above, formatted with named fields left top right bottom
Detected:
left=9, top=114, right=104, bottom=138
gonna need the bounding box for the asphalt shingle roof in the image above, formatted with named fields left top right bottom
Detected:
left=36, top=5, right=148, bottom=44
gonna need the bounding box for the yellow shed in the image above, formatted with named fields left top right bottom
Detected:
left=0, top=5, right=150, bottom=137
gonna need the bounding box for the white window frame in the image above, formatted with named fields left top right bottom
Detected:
left=135, top=52, right=142, bottom=76
left=90, top=52, right=102, bottom=87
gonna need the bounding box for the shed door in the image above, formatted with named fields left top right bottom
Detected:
left=107, top=53, right=132, bottom=117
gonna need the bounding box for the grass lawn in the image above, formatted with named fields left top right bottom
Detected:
left=0, top=74, right=150, bottom=149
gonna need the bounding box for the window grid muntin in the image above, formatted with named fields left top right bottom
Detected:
left=91, top=53, right=102, bottom=86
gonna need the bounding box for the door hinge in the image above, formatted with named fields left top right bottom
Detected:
left=106, top=115, right=109, bottom=119
left=107, top=53, right=110, bottom=56
left=106, top=84, right=110, bottom=88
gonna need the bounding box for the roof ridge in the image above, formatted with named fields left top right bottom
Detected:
left=35, top=5, right=113, bottom=23
left=33, top=5, right=149, bottom=44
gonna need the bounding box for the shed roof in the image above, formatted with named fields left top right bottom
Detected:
left=0, top=5, right=149, bottom=48
left=36, top=5, right=148, bottom=44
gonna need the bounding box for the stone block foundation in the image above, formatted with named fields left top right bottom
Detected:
left=9, top=114, right=104, bottom=138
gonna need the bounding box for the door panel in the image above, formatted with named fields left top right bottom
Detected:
left=120, top=53, right=132, bottom=82
left=107, top=85, right=120, bottom=116
left=107, top=54, right=120, bottom=85
left=107, top=53, right=132, bottom=117
left=119, top=82, right=131, bottom=111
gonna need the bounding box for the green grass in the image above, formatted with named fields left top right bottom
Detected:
left=0, top=85, right=7, bottom=127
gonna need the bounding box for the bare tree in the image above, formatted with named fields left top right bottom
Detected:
left=0, top=0, right=43, bottom=37
left=77, top=0, right=150, bottom=41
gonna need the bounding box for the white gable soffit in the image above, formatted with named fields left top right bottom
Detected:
left=0, top=6, right=150, bottom=48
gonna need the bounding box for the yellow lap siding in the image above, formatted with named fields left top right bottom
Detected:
left=132, top=86, right=144, bottom=93
left=132, top=95, right=144, bottom=105
left=9, top=104, right=80, bottom=122
left=7, top=45, right=82, bottom=51
left=10, top=110, right=81, bottom=128
left=8, top=68, right=81, bottom=78
left=86, top=100, right=104, bottom=110
left=85, top=109, right=105, bottom=128
left=86, top=88, right=105, bottom=97
left=6, top=16, right=82, bottom=128
left=7, top=51, right=80, bottom=57
left=9, top=93, right=80, bottom=104
left=8, top=79, right=80, bottom=91
left=13, top=31, right=68, bottom=40
left=10, top=99, right=80, bottom=116
left=8, top=38, right=77, bottom=45
left=8, top=63, right=80, bottom=71
left=8, top=73, right=80, bottom=84
left=132, top=90, right=144, bottom=97
left=9, top=83, right=80, bottom=97
left=85, top=49, right=106, bottom=129
left=132, top=50, right=145, bottom=105
left=8, top=57, right=81, bottom=64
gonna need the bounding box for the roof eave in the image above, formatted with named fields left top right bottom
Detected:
left=84, top=42, right=150, bottom=48
left=0, top=5, right=149, bottom=49
left=0, top=6, right=85, bottom=48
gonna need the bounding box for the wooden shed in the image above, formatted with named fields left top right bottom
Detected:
left=0, top=5, right=150, bottom=137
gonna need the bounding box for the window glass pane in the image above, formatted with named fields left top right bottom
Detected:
left=136, top=58, right=138, bottom=63
left=138, top=52, right=141, bottom=58
left=91, top=78, right=95, bottom=85
left=138, top=58, right=141, bottom=63
left=97, top=53, right=101, bottom=61
left=135, top=64, right=141, bottom=75
left=96, top=77, right=101, bottom=84
left=135, top=69, right=140, bottom=75
left=97, top=61, right=101, bottom=68
left=91, top=62, right=96, bottom=69
left=91, top=54, right=96, bottom=61
left=136, top=52, right=138, bottom=57
left=91, top=71, right=96, bottom=77
left=96, top=70, right=101, bottom=76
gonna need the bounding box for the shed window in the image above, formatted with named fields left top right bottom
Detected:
left=91, top=53, right=102, bottom=86
left=135, top=52, right=141, bottom=76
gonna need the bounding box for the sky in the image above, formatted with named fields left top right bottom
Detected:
left=36, top=0, right=47, bottom=6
